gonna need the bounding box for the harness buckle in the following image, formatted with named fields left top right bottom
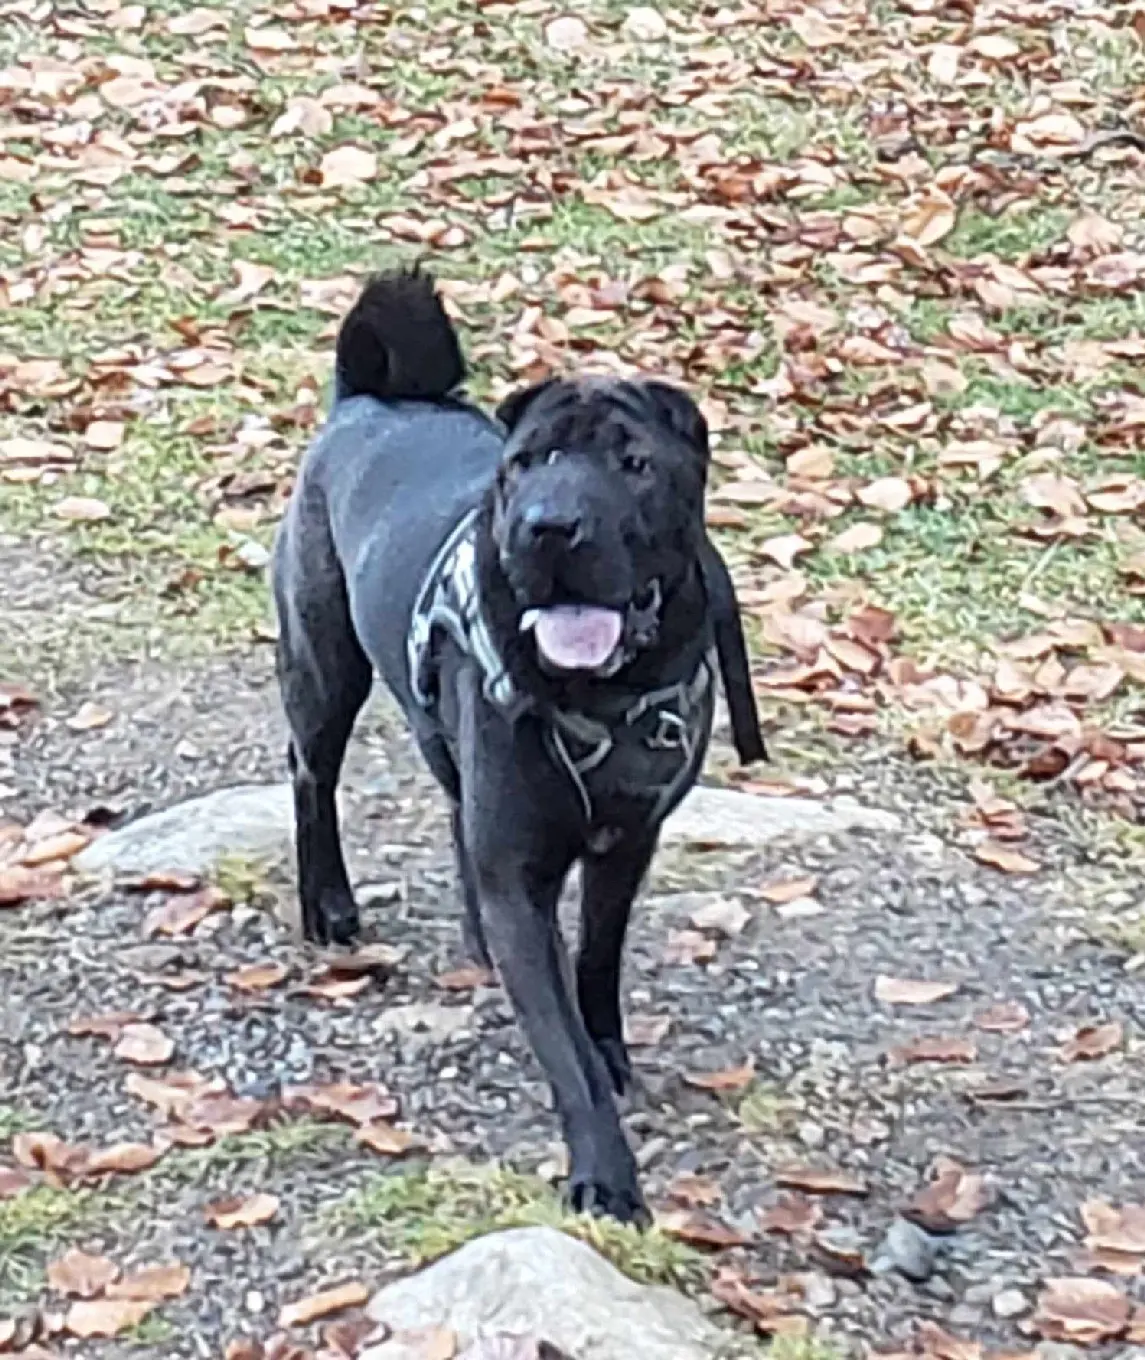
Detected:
left=647, top=709, right=690, bottom=751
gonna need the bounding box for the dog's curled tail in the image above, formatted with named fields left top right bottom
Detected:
left=334, top=268, right=465, bottom=403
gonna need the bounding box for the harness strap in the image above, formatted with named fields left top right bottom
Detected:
left=408, top=513, right=712, bottom=827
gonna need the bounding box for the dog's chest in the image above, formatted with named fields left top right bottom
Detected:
left=546, top=670, right=716, bottom=836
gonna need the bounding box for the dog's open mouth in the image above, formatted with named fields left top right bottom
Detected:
left=519, top=605, right=624, bottom=672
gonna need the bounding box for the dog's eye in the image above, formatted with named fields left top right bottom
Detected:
left=620, top=451, right=649, bottom=476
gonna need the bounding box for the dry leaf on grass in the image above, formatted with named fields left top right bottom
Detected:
left=47, top=1248, right=118, bottom=1298
left=875, top=976, right=958, bottom=1006
left=1033, top=1277, right=1130, bottom=1344
left=65, top=1298, right=153, bottom=1338
left=1060, top=1022, right=1123, bottom=1063
left=355, top=1123, right=420, bottom=1157
left=278, top=1281, right=370, bottom=1328
left=205, top=1192, right=280, bottom=1229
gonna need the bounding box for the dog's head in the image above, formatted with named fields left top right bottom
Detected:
left=489, top=377, right=710, bottom=676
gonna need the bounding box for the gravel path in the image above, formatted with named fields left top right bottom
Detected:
left=3, top=643, right=1144, bottom=1359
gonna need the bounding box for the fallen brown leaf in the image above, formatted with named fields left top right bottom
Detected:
left=47, top=1248, right=118, bottom=1298
left=711, top=1266, right=807, bottom=1335
left=226, top=962, right=288, bottom=991
left=973, top=1001, right=1030, bottom=1033
left=874, top=976, right=958, bottom=1006
left=1033, top=1277, right=1130, bottom=1344
left=906, top=1157, right=991, bottom=1231
left=657, top=1208, right=751, bottom=1250
left=355, top=1123, right=420, bottom=1157
left=143, top=886, right=229, bottom=937
left=973, top=841, right=1040, bottom=875
left=775, top=1166, right=868, bottom=1196
left=683, top=1061, right=755, bottom=1093
left=278, top=1281, right=370, bottom=1328
left=759, top=1192, right=823, bottom=1235
left=887, top=1036, right=978, bottom=1065
left=113, top=1022, right=174, bottom=1067
left=65, top=1298, right=153, bottom=1338
left=1082, top=1201, right=1145, bottom=1256
left=284, top=1081, right=398, bottom=1126
left=0, top=866, right=66, bottom=906
left=205, top=1192, right=280, bottom=1229
left=759, top=876, right=819, bottom=904
left=107, top=1263, right=190, bottom=1301
left=1060, top=1021, right=1123, bottom=1063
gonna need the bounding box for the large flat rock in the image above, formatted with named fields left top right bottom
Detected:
left=74, top=783, right=293, bottom=876
left=363, top=1226, right=734, bottom=1360
left=662, top=784, right=900, bottom=848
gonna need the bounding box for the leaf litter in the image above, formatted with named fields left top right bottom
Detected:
left=2, top=0, right=1145, bottom=1354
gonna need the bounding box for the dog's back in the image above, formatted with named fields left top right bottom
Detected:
left=275, top=271, right=503, bottom=701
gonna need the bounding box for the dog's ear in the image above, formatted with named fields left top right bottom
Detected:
left=641, top=381, right=710, bottom=459
left=700, top=535, right=767, bottom=767
left=496, top=378, right=558, bottom=433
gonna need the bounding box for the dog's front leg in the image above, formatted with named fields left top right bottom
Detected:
left=468, top=844, right=648, bottom=1225
left=577, top=830, right=658, bottom=1097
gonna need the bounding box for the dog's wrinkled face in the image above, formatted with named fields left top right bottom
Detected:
left=491, top=377, right=709, bottom=675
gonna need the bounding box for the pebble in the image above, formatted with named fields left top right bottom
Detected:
left=798, top=1119, right=826, bottom=1149
left=878, top=1218, right=938, bottom=1282
left=994, top=1288, right=1029, bottom=1319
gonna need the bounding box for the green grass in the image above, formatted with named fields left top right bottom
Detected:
left=0, top=1185, right=111, bottom=1301
left=2, top=0, right=1143, bottom=811
left=328, top=1160, right=703, bottom=1288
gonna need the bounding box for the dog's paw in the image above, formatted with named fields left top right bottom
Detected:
left=568, top=1161, right=650, bottom=1227
left=301, top=889, right=360, bottom=946
left=594, top=1036, right=633, bottom=1097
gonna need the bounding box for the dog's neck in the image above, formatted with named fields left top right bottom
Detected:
left=472, top=503, right=711, bottom=718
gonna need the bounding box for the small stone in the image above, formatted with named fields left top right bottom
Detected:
left=366, top=1226, right=728, bottom=1359
left=622, top=6, right=668, bottom=39
left=798, top=1120, right=826, bottom=1149
left=661, top=786, right=900, bottom=849
left=74, top=783, right=293, bottom=875
left=245, top=1289, right=265, bottom=1314
left=994, top=1288, right=1029, bottom=1319
left=879, top=1217, right=937, bottom=1282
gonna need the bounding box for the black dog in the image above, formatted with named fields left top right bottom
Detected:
left=272, top=269, right=764, bottom=1222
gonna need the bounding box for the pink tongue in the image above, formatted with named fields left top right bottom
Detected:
left=533, top=606, right=624, bottom=671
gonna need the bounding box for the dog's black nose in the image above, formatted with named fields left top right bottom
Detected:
left=521, top=502, right=583, bottom=545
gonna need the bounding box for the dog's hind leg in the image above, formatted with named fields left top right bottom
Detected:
left=274, top=517, right=372, bottom=946
left=577, top=831, right=658, bottom=1096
